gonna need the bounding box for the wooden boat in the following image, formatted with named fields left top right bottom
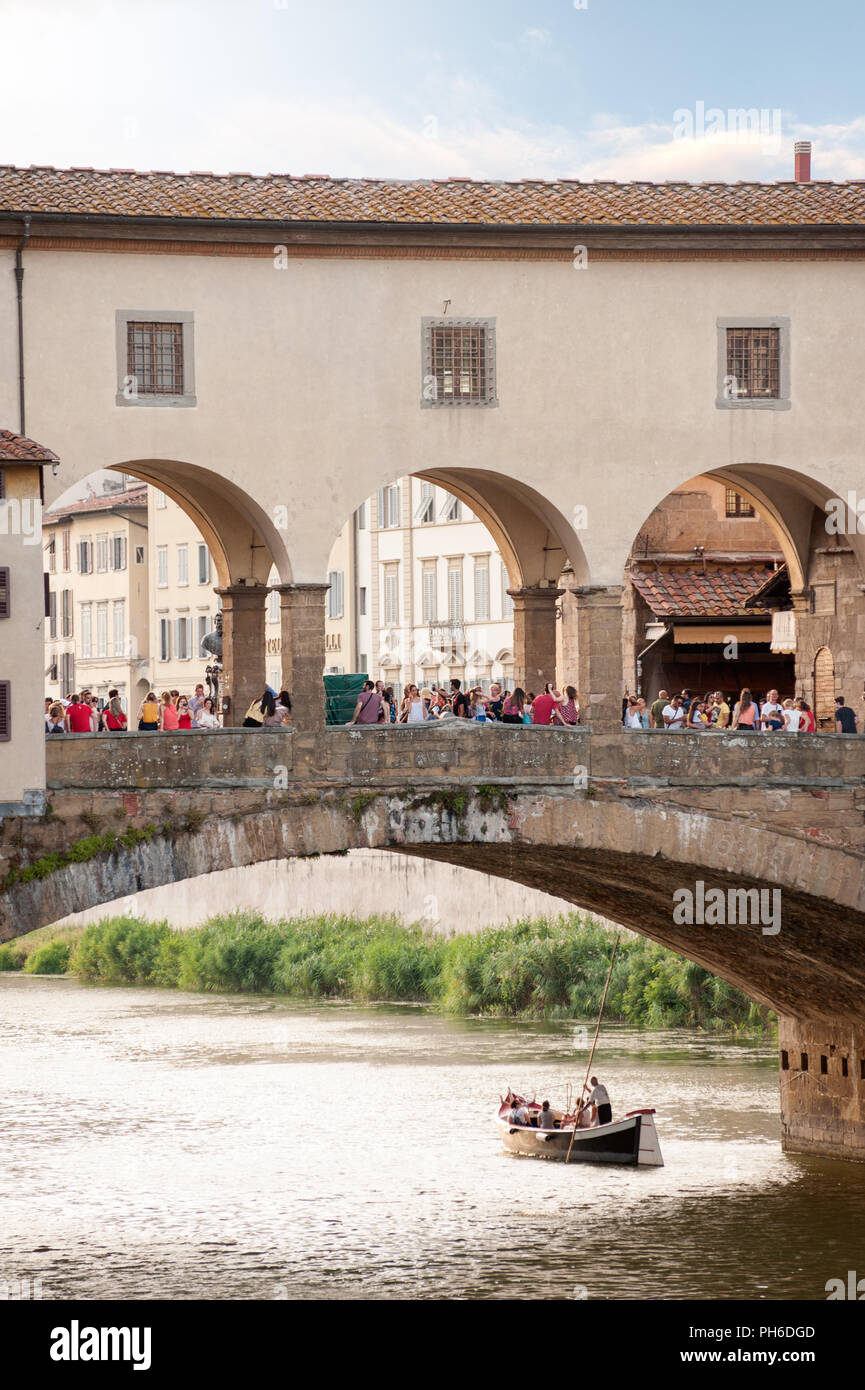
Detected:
left=496, top=1094, right=664, bottom=1167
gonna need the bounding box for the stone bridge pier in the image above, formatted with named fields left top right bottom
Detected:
left=1, top=726, right=864, bottom=1161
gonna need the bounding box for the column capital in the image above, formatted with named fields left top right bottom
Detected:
left=507, top=584, right=565, bottom=604
left=215, top=583, right=268, bottom=605
left=272, top=582, right=331, bottom=599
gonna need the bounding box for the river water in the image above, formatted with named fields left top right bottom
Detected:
left=1, top=975, right=863, bottom=1302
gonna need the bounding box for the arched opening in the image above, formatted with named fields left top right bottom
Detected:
left=616, top=461, right=865, bottom=721
left=320, top=470, right=585, bottom=705
left=621, top=472, right=794, bottom=707
left=813, top=646, right=836, bottom=730
left=43, top=461, right=291, bottom=727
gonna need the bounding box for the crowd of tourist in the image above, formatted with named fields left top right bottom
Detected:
left=624, top=687, right=859, bottom=734
left=45, top=684, right=263, bottom=734
left=347, top=678, right=581, bottom=726
left=45, top=678, right=860, bottom=735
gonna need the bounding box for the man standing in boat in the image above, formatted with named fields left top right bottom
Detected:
left=584, top=1076, right=612, bottom=1127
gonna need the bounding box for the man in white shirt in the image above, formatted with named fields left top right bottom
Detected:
left=507, top=1100, right=529, bottom=1126
left=584, top=1076, right=612, bottom=1127
left=760, top=689, right=784, bottom=731
left=663, top=697, right=685, bottom=731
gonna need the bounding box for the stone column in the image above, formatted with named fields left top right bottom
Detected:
left=571, top=585, right=624, bottom=733
left=508, top=585, right=563, bottom=694
left=215, top=585, right=267, bottom=727
left=275, top=583, right=328, bottom=731
left=778, top=1016, right=865, bottom=1161
left=789, top=590, right=812, bottom=697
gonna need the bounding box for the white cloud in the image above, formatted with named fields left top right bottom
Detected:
left=521, top=28, right=551, bottom=47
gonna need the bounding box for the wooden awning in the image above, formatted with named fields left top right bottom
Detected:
left=673, top=623, right=773, bottom=645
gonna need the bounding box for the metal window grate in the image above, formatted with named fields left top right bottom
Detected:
left=127, top=321, right=184, bottom=395
left=726, top=327, right=779, bottom=399
left=430, top=325, right=486, bottom=401
left=725, top=488, right=755, bottom=517
left=0, top=567, right=9, bottom=618
left=0, top=680, right=9, bottom=740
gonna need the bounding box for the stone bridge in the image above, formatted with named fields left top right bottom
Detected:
left=2, top=725, right=864, bottom=1160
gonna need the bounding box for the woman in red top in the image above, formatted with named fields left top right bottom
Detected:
left=176, top=695, right=193, bottom=729
left=160, top=692, right=179, bottom=731
left=796, top=698, right=817, bottom=733
left=103, top=696, right=127, bottom=732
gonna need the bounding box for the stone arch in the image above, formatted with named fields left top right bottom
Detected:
left=329, top=468, right=589, bottom=591
left=706, top=464, right=865, bottom=592
left=414, top=468, right=589, bottom=589
left=5, top=780, right=865, bottom=1025
left=74, top=459, right=295, bottom=723
left=103, top=458, right=292, bottom=587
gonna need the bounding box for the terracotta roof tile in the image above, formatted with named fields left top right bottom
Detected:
left=629, top=562, right=777, bottom=618
left=0, top=428, right=59, bottom=464
left=0, top=164, right=863, bottom=227
left=45, top=485, right=147, bottom=518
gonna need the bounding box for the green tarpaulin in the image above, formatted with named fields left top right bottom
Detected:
left=324, top=672, right=369, bottom=725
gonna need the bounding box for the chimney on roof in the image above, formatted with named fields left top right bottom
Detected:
left=794, top=141, right=812, bottom=182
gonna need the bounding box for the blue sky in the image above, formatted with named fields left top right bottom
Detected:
left=4, top=0, right=865, bottom=181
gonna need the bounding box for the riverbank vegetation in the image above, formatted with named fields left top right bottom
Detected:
left=0, top=913, right=773, bottom=1031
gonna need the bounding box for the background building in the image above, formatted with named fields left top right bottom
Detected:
left=44, top=478, right=149, bottom=710
left=0, top=430, right=55, bottom=815
left=148, top=488, right=216, bottom=697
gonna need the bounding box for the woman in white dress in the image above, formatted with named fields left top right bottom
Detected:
left=197, top=697, right=220, bottom=730
left=399, top=684, right=430, bottom=723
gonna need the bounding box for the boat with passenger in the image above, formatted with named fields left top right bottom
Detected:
left=496, top=1091, right=663, bottom=1167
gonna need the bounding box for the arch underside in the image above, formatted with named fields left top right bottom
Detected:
left=106, top=459, right=290, bottom=586
left=4, top=795, right=863, bottom=1025
left=391, top=841, right=865, bottom=1022
left=414, top=468, right=590, bottom=588
left=704, top=464, right=865, bottom=591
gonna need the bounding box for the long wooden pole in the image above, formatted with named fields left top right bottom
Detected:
left=565, top=934, right=620, bottom=1164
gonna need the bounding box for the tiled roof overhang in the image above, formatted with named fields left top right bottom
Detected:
left=0, top=428, right=59, bottom=464
left=1, top=167, right=864, bottom=254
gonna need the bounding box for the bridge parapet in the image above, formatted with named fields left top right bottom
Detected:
left=43, top=725, right=865, bottom=792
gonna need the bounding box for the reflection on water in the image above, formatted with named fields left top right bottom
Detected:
left=1, top=976, right=863, bottom=1301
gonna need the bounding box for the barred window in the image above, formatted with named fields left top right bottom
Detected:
left=0, top=567, right=9, bottom=618
left=726, top=327, right=780, bottom=399
left=0, top=680, right=9, bottom=741
left=422, top=317, right=497, bottom=407
left=127, top=321, right=184, bottom=396
left=725, top=489, right=755, bottom=518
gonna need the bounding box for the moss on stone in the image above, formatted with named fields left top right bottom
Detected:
left=350, top=791, right=379, bottom=823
